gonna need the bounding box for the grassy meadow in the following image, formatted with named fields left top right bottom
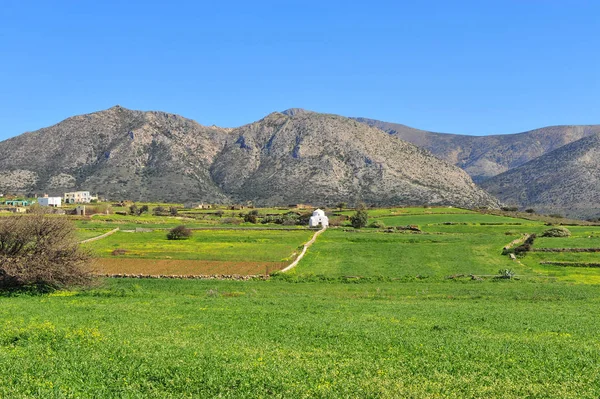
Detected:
left=2, top=279, right=600, bottom=398
left=2, top=206, right=600, bottom=397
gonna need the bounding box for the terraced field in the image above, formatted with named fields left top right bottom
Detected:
left=3, top=207, right=600, bottom=397
left=84, top=229, right=314, bottom=275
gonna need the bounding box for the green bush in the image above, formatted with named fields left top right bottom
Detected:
left=167, top=225, right=192, bottom=240
left=368, top=220, right=385, bottom=229
left=350, top=204, right=369, bottom=229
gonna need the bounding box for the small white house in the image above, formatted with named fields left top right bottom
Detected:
left=38, top=195, right=62, bottom=207
left=309, top=209, right=329, bottom=228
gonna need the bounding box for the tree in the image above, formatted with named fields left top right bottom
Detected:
left=129, top=204, right=138, bottom=215
left=139, top=205, right=149, bottom=215
left=350, top=203, right=368, bottom=229
left=244, top=211, right=259, bottom=224
left=0, top=215, right=92, bottom=290
left=169, top=207, right=178, bottom=216
left=336, top=202, right=347, bottom=211
left=153, top=206, right=166, bottom=216
left=167, top=225, right=192, bottom=240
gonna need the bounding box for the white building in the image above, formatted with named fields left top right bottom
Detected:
left=64, top=191, right=96, bottom=204
left=38, top=195, right=62, bottom=207
left=309, top=209, right=329, bottom=228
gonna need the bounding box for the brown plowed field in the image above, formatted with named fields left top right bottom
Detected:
left=93, top=258, right=286, bottom=276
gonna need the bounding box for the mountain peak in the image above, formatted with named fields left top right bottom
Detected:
left=281, top=108, right=313, bottom=117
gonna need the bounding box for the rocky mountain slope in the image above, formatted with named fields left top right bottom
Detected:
left=0, top=107, right=499, bottom=208
left=480, top=133, right=600, bottom=218
left=211, top=111, right=498, bottom=207
left=353, top=117, right=600, bottom=183
left=0, top=106, right=231, bottom=202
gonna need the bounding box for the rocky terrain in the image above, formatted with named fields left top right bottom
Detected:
left=353, top=117, right=600, bottom=183
left=480, top=133, right=600, bottom=218
left=211, top=111, right=498, bottom=208
left=0, top=106, right=231, bottom=203
left=0, top=107, right=499, bottom=208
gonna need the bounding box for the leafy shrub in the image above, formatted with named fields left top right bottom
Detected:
left=243, top=213, right=258, bottom=224
left=542, top=227, right=571, bottom=237
left=368, top=220, right=385, bottom=229
left=350, top=203, right=369, bottom=229
left=0, top=215, right=92, bottom=290
left=222, top=217, right=242, bottom=225
left=169, top=207, right=178, bottom=216
left=153, top=206, right=166, bottom=216
left=525, top=208, right=535, bottom=214
left=281, top=218, right=297, bottom=226
left=501, top=206, right=519, bottom=212
left=167, top=225, right=192, bottom=240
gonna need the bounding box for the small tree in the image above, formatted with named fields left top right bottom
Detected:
left=0, top=215, right=92, bottom=290
left=129, top=204, right=138, bottom=215
left=169, top=207, right=178, bottom=216
left=139, top=205, right=149, bottom=215
left=244, top=211, right=258, bottom=224
left=350, top=203, right=368, bottom=229
left=336, top=202, right=347, bottom=211
left=153, top=206, right=166, bottom=216
left=167, top=225, right=192, bottom=240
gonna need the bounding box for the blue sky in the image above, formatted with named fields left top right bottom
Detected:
left=0, top=0, right=598, bottom=140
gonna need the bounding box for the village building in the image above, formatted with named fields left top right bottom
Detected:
left=184, top=202, right=212, bottom=209
left=38, top=194, right=62, bottom=207
left=3, top=200, right=32, bottom=207
left=309, top=209, right=329, bottom=228
left=64, top=191, right=97, bottom=204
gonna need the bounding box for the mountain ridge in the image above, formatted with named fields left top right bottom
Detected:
left=480, top=133, right=600, bottom=218
left=0, top=106, right=499, bottom=209
left=352, top=117, right=600, bottom=182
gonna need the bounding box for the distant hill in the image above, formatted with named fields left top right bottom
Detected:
left=353, top=117, right=600, bottom=183
left=0, top=107, right=498, bottom=208
left=480, top=133, right=600, bottom=218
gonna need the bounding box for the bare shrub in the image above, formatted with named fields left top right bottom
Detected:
left=222, top=217, right=242, bottom=225
left=0, top=215, right=92, bottom=290
left=111, top=249, right=128, bottom=256
left=542, top=227, right=571, bottom=237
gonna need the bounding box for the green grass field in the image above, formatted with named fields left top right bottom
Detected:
left=1, top=279, right=600, bottom=398
left=84, top=230, right=313, bottom=262
left=3, top=207, right=600, bottom=397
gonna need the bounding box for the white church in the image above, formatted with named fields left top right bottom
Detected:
left=309, top=209, right=329, bottom=228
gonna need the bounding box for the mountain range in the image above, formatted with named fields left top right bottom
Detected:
left=0, top=106, right=498, bottom=209
left=1, top=106, right=598, bottom=217
left=353, top=117, right=600, bottom=183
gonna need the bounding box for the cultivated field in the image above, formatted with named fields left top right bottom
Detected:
left=2, top=206, right=600, bottom=397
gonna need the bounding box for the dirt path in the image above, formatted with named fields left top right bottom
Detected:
left=281, top=227, right=327, bottom=272
left=80, top=228, right=120, bottom=244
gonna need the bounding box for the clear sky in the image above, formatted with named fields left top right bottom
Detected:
left=0, top=0, right=598, bottom=140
